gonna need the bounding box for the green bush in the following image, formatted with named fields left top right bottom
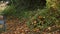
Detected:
left=2, top=0, right=60, bottom=32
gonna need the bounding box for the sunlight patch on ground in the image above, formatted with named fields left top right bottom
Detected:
left=0, top=1, right=8, bottom=13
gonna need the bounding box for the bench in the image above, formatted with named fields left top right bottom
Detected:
left=0, top=15, right=6, bottom=32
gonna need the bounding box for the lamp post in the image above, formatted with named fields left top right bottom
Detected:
left=3, top=15, right=6, bottom=31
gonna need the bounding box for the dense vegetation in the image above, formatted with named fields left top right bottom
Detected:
left=1, top=0, right=60, bottom=34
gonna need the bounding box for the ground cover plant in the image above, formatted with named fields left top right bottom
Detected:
left=0, top=0, right=60, bottom=34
